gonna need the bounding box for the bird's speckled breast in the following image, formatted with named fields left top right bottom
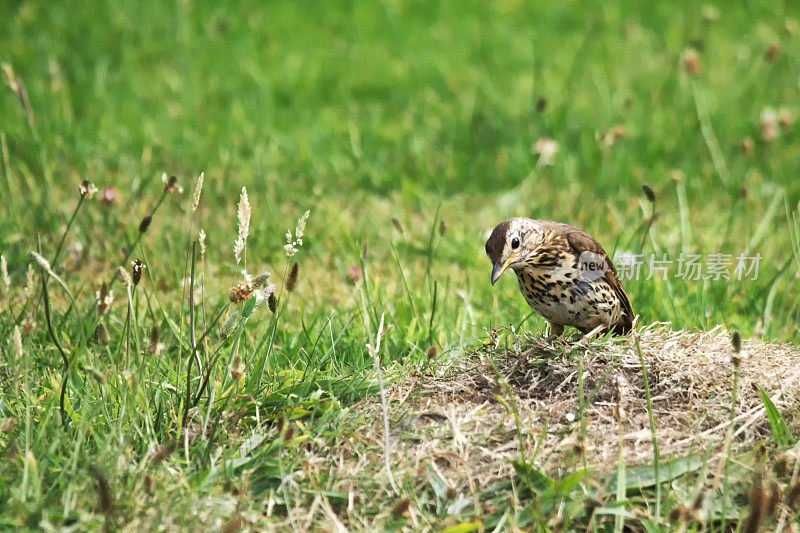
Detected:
left=514, top=251, right=620, bottom=331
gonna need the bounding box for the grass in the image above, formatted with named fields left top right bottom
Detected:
left=1, top=0, right=800, bottom=530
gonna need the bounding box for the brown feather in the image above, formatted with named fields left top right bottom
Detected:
left=564, top=229, right=633, bottom=334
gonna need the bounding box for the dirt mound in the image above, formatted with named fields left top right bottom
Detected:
left=366, top=323, right=800, bottom=487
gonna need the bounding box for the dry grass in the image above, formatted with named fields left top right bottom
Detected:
left=284, top=323, right=800, bottom=528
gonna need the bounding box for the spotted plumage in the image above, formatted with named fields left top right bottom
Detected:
left=485, top=218, right=633, bottom=337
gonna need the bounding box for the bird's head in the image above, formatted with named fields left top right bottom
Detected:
left=485, top=218, right=545, bottom=285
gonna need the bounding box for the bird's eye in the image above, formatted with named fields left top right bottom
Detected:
left=511, top=237, right=520, bottom=249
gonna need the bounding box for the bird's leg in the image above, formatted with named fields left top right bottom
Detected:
left=544, top=322, right=565, bottom=344
left=564, top=324, right=606, bottom=356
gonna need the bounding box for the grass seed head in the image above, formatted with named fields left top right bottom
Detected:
left=229, top=281, right=254, bottom=303
left=766, top=42, right=781, bottom=61
left=253, top=272, right=271, bottom=288
left=391, top=217, right=404, bottom=234
left=24, top=264, right=34, bottom=298
left=220, top=311, right=241, bottom=338
left=234, top=187, right=251, bottom=265
left=268, top=293, right=277, bottom=313
left=743, top=474, right=780, bottom=533
left=162, top=173, right=182, bottom=194
left=148, top=326, right=161, bottom=354
left=230, top=354, right=245, bottom=381
left=774, top=451, right=793, bottom=477
left=117, top=266, right=132, bottom=287
left=427, top=345, right=439, bottom=358
left=198, top=229, right=206, bottom=256
left=12, top=325, right=22, bottom=360
left=139, top=215, right=152, bottom=234
left=732, top=331, right=742, bottom=352
left=0, top=254, right=9, bottom=293
left=283, top=210, right=310, bottom=258
left=191, top=171, right=204, bottom=213
left=131, top=259, right=145, bottom=286
left=286, top=262, right=299, bottom=292
left=642, top=184, right=657, bottom=203
left=295, top=209, right=310, bottom=243
left=93, top=323, right=110, bottom=345
left=79, top=179, right=98, bottom=199
left=731, top=330, right=743, bottom=366
left=682, top=48, right=702, bottom=76
left=29, top=251, right=51, bottom=273
left=254, top=283, right=277, bottom=309
left=96, top=283, right=113, bottom=315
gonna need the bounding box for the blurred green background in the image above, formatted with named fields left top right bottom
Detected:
left=3, top=0, right=800, bottom=342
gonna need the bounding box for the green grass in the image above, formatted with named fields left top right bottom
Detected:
left=2, top=1, right=800, bottom=530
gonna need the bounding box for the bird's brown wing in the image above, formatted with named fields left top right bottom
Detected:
left=564, top=229, right=634, bottom=334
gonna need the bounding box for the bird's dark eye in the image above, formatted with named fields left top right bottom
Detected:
left=511, top=237, right=520, bottom=249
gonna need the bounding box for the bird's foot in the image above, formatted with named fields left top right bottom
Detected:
left=563, top=325, right=605, bottom=357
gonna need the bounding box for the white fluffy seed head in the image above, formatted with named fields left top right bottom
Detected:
left=0, top=254, right=9, bottom=292
left=24, top=264, right=34, bottom=298
left=29, top=251, right=51, bottom=273
left=118, top=266, right=132, bottom=287
left=191, top=172, right=204, bottom=213
left=13, top=325, right=22, bottom=360
left=234, top=187, right=250, bottom=264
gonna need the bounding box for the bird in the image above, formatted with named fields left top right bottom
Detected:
left=485, top=218, right=633, bottom=342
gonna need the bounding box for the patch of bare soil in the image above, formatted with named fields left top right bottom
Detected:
left=356, top=323, right=800, bottom=493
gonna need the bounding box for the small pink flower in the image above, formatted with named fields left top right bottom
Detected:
left=100, top=187, right=119, bottom=205
left=347, top=266, right=363, bottom=283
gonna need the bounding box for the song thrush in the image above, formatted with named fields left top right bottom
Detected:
left=485, top=218, right=633, bottom=340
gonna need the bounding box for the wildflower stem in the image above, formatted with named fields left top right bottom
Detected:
left=191, top=304, right=231, bottom=406
left=183, top=241, right=198, bottom=426
left=42, top=274, right=71, bottom=429
left=51, top=196, right=85, bottom=267
left=640, top=188, right=657, bottom=252
left=247, top=262, right=289, bottom=392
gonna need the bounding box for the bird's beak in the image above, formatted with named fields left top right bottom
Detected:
left=491, top=253, right=518, bottom=286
